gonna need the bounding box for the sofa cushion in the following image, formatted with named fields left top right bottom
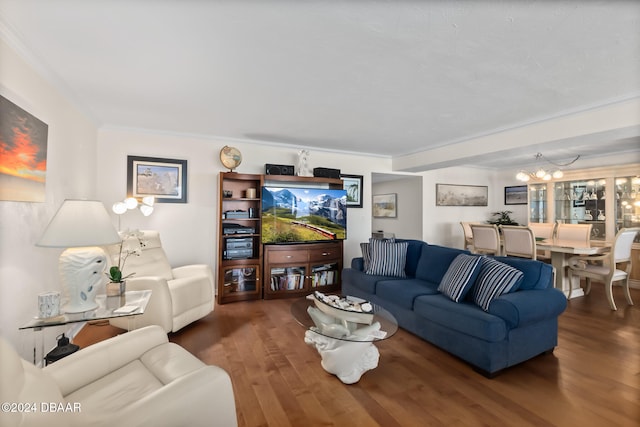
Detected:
left=342, top=268, right=388, bottom=294
left=65, top=360, right=163, bottom=414
left=360, top=237, right=395, bottom=271
left=415, top=245, right=469, bottom=284
left=375, top=278, right=439, bottom=310
left=365, top=239, right=408, bottom=277
left=360, top=242, right=372, bottom=271
left=471, top=257, right=524, bottom=311
left=437, top=254, right=482, bottom=302
left=491, top=256, right=553, bottom=290
left=414, top=294, right=508, bottom=342
left=396, top=239, right=428, bottom=277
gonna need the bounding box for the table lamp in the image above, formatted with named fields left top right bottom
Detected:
left=37, top=199, right=121, bottom=313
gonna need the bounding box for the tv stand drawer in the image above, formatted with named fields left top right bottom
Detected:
left=309, top=247, right=339, bottom=262
left=267, top=250, right=308, bottom=264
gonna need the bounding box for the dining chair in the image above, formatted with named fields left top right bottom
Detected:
left=528, top=222, right=557, bottom=261
left=556, top=223, right=592, bottom=245
left=460, top=222, right=476, bottom=251
left=567, top=227, right=639, bottom=310
left=470, top=224, right=501, bottom=255
left=500, top=225, right=536, bottom=260
left=528, top=222, right=556, bottom=240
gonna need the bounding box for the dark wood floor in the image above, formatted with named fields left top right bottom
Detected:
left=76, top=285, right=640, bottom=427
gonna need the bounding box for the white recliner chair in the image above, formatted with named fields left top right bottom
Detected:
left=0, top=325, right=237, bottom=427
left=107, top=230, right=214, bottom=333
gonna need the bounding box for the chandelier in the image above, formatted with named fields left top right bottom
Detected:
left=515, top=152, right=580, bottom=182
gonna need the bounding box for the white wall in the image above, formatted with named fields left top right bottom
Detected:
left=96, top=128, right=391, bottom=276
left=419, top=166, right=529, bottom=248
left=0, top=39, right=99, bottom=359
left=372, top=176, right=423, bottom=239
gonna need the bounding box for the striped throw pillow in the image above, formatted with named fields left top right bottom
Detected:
left=471, top=257, right=524, bottom=311
left=437, top=254, right=482, bottom=302
left=360, top=242, right=371, bottom=271
left=361, top=237, right=396, bottom=272
left=365, top=239, right=408, bottom=277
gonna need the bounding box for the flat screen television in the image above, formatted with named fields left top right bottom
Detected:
left=261, top=186, right=347, bottom=244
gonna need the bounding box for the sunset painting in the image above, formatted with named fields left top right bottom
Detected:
left=0, top=95, right=48, bottom=202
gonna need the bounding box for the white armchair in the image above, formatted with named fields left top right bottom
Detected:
left=107, top=230, right=214, bottom=333
left=0, top=325, right=237, bottom=427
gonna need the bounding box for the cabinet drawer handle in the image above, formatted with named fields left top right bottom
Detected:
left=286, top=255, right=293, bottom=259
left=322, top=252, right=329, bottom=256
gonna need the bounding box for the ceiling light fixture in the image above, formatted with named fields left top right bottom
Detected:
left=515, top=152, right=580, bottom=182
left=112, top=196, right=155, bottom=229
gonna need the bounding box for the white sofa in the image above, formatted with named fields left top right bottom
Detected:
left=107, top=230, right=214, bottom=333
left=0, top=325, right=237, bottom=427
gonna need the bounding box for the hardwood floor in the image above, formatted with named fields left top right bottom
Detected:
left=75, top=285, right=640, bottom=427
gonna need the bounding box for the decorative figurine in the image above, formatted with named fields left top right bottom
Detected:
left=297, top=149, right=312, bottom=177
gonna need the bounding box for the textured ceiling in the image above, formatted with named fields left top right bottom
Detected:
left=1, top=0, right=639, bottom=171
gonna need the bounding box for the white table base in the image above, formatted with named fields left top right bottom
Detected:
left=304, top=329, right=379, bottom=384
left=549, top=251, right=586, bottom=299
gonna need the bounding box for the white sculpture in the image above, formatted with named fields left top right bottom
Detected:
left=304, top=306, right=382, bottom=383
left=297, top=149, right=312, bottom=177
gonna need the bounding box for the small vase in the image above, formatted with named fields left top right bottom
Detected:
left=106, top=281, right=126, bottom=296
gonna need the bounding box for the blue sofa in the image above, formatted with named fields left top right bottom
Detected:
left=342, top=239, right=567, bottom=376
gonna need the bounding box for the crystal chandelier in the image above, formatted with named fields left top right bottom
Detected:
left=515, top=152, right=580, bottom=182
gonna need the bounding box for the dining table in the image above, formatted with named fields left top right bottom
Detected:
left=535, top=239, right=611, bottom=298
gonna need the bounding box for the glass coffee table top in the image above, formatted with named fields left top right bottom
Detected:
left=290, top=294, right=398, bottom=343
left=20, top=290, right=152, bottom=330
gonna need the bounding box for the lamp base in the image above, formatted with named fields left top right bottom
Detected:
left=64, top=300, right=99, bottom=313
left=59, top=247, right=107, bottom=313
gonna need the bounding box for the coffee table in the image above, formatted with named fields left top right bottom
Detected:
left=291, top=294, right=398, bottom=384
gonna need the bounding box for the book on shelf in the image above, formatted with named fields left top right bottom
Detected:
left=271, top=274, right=304, bottom=291
left=311, top=269, right=336, bottom=287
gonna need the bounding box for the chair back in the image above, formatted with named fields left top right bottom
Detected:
left=460, top=222, right=475, bottom=249
left=528, top=222, right=556, bottom=240
left=556, top=223, right=592, bottom=245
left=470, top=224, right=501, bottom=255
left=501, top=225, right=536, bottom=259
left=613, top=228, right=639, bottom=263
left=104, top=230, right=174, bottom=281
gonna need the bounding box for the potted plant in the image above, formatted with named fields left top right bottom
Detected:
left=488, top=210, right=519, bottom=226
left=105, top=231, right=144, bottom=296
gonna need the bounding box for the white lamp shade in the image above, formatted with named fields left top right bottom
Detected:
left=37, top=200, right=121, bottom=248
left=139, top=204, right=154, bottom=216
left=535, top=168, right=547, bottom=179
left=112, top=201, right=127, bottom=215
left=124, top=197, right=139, bottom=209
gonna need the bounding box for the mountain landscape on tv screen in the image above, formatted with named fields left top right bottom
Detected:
left=262, top=187, right=347, bottom=243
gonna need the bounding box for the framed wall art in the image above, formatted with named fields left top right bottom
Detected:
left=0, top=95, right=48, bottom=202
left=436, top=183, right=488, bottom=206
left=127, top=156, right=188, bottom=203
left=341, top=174, right=363, bottom=208
left=504, top=185, right=528, bottom=205
left=372, top=193, right=397, bottom=217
